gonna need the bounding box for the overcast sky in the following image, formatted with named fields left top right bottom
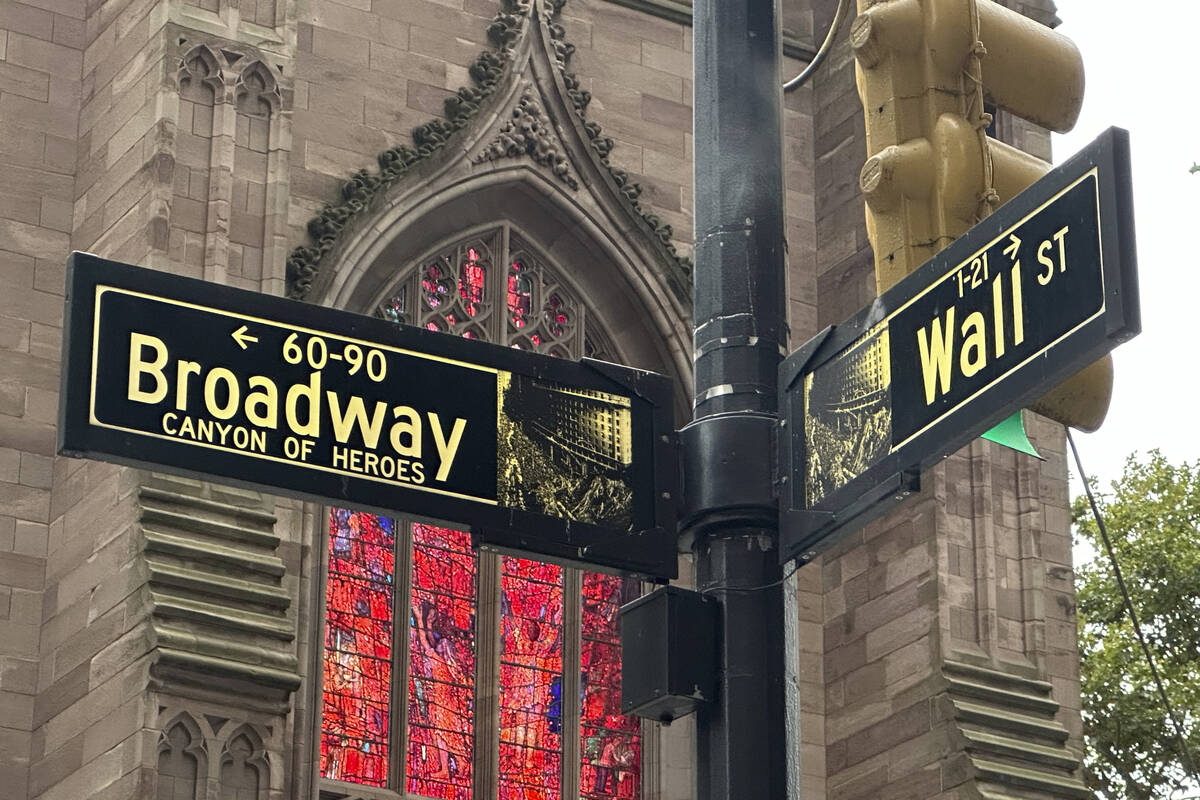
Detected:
left=1049, top=0, right=1200, bottom=492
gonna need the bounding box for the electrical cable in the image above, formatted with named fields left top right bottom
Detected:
left=783, top=0, right=851, bottom=93
left=1067, top=430, right=1200, bottom=786
left=699, top=559, right=802, bottom=595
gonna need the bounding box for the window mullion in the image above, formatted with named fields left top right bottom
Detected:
left=562, top=568, right=583, bottom=800
left=496, top=225, right=510, bottom=343
left=472, top=551, right=503, bottom=800
left=393, top=520, right=414, bottom=793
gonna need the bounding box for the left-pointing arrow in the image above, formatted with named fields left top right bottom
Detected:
left=232, top=325, right=258, bottom=350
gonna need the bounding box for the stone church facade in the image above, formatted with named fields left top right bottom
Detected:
left=0, top=0, right=1089, bottom=797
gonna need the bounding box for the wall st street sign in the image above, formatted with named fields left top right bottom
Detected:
left=59, top=254, right=678, bottom=579
left=778, top=128, right=1140, bottom=564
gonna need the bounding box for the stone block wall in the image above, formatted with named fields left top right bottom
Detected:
left=0, top=0, right=83, bottom=792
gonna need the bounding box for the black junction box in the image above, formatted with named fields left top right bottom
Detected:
left=620, top=585, right=718, bottom=722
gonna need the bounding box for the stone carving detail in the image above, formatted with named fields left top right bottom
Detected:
left=474, top=87, right=579, bottom=189
left=286, top=0, right=532, bottom=299
left=543, top=7, right=693, bottom=275
left=219, top=726, right=269, bottom=799
left=157, top=713, right=207, bottom=800
left=942, top=661, right=1089, bottom=798
left=179, top=45, right=224, bottom=98
left=286, top=0, right=692, bottom=300
left=154, top=709, right=277, bottom=800
left=140, top=477, right=299, bottom=707
left=235, top=60, right=281, bottom=117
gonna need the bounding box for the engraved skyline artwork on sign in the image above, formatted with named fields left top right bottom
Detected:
left=804, top=326, right=892, bottom=506
left=498, top=375, right=635, bottom=531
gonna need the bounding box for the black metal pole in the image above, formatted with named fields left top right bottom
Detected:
left=683, top=0, right=788, bottom=797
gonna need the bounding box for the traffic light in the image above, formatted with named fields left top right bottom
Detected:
left=851, top=0, right=1112, bottom=431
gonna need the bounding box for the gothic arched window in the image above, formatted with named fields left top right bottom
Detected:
left=319, top=225, right=643, bottom=800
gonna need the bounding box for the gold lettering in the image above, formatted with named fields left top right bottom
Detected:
left=389, top=406, right=421, bottom=457
left=959, top=311, right=987, bottom=378
left=917, top=307, right=955, bottom=405
left=246, top=376, right=279, bottom=428
left=428, top=413, right=467, bottom=482
left=175, top=361, right=200, bottom=411
left=1011, top=263, right=1025, bottom=346
left=127, top=333, right=169, bottom=404
left=331, top=445, right=350, bottom=469
left=1037, top=240, right=1054, bottom=285
left=204, top=368, right=240, bottom=420
left=162, top=412, right=178, bottom=434
left=328, top=393, right=388, bottom=449
left=1053, top=225, right=1069, bottom=273
left=285, top=372, right=321, bottom=437
left=991, top=274, right=1006, bottom=359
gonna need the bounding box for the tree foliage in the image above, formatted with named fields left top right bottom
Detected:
left=1073, top=450, right=1200, bottom=800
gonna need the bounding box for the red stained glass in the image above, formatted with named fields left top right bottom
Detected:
left=580, top=573, right=641, bottom=800
left=460, top=248, right=486, bottom=317
left=499, top=557, right=564, bottom=800
left=321, top=510, right=396, bottom=788
left=407, top=524, right=477, bottom=800
left=507, top=260, right=533, bottom=330
left=544, top=295, right=570, bottom=338
left=423, top=261, right=453, bottom=309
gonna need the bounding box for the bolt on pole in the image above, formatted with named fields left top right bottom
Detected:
left=683, top=0, right=789, bottom=797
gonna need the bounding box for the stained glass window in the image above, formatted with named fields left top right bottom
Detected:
left=460, top=247, right=487, bottom=318
left=499, top=557, right=564, bottom=800
left=323, top=226, right=639, bottom=800
left=321, top=510, right=395, bottom=787
left=407, top=524, right=477, bottom=800
left=581, top=573, right=641, bottom=799
left=508, top=259, right=533, bottom=330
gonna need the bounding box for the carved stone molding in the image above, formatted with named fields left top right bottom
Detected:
left=538, top=4, right=693, bottom=277
left=474, top=86, right=580, bottom=190
left=285, top=0, right=532, bottom=299
left=941, top=660, right=1089, bottom=798
left=142, top=476, right=299, bottom=711
left=285, top=0, right=696, bottom=302
left=155, top=706, right=282, bottom=800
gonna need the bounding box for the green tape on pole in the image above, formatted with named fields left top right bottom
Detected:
left=981, top=411, right=1044, bottom=460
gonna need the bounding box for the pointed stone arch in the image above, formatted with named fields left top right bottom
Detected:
left=285, top=0, right=695, bottom=377
left=218, top=724, right=271, bottom=800
left=178, top=44, right=224, bottom=101
left=156, top=712, right=208, bottom=800
left=315, top=164, right=692, bottom=420
left=234, top=60, right=281, bottom=119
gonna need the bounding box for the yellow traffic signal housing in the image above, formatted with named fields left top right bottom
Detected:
left=852, top=0, right=1111, bottom=431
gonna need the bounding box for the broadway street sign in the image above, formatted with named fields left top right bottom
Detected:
left=59, top=254, right=678, bottom=579
left=778, top=127, right=1140, bottom=564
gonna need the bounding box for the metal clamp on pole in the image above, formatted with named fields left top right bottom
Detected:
left=678, top=412, right=777, bottom=545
